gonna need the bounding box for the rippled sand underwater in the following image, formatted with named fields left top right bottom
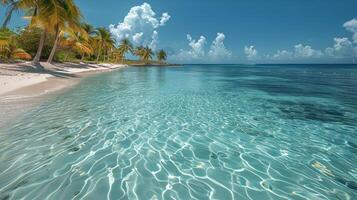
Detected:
left=0, top=65, right=356, bottom=200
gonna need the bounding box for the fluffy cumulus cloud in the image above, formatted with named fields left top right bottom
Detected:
left=109, top=3, right=170, bottom=50
left=172, top=33, right=232, bottom=62
left=208, top=33, right=232, bottom=59
left=294, top=44, right=323, bottom=58
left=186, top=34, right=207, bottom=59
left=160, top=13, right=171, bottom=26
left=171, top=35, right=206, bottom=61
left=244, top=45, right=258, bottom=60
left=132, top=32, right=143, bottom=44
left=322, top=19, right=357, bottom=60
left=170, top=34, right=207, bottom=61
left=343, top=18, right=357, bottom=43
left=150, top=31, right=159, bottom=51
left=272, top=50, right=293, bottom=60
left=325, top=37, right=357, bottom=58
left=270, top=44, right=322, bottom=60
left=266, top=18, right=357, bottom=63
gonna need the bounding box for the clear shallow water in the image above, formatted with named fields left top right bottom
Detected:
left=0, top=64, right=357, bottom=200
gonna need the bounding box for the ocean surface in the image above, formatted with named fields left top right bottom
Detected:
left=0, top=64, right=356, bottom=200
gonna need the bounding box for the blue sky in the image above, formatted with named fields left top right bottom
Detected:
left=1, top=0, right=357, bottom=63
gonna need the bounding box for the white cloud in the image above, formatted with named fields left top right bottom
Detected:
left=270, top=41, right=356, bottom=62
left=109, top=3, right=170, bottom=50
left=325, top=37, right=357, bottom=58
left=343, top=18, right=357, bottom=43
left=208, top=33, right=232, bottom=59
left=244, top=45, right=258, bottom=60
left=160, top=13, right=171, bottom=26
left=271, top=50, right=293, bottom=60
left=149, top=31, right=159, bottom=50
left=294, top=44, right=323, bottom=58
left=187, top=34, right=207, bottom=58
left=172, top=34, right=207, bottom=61
left=172, top=33, right=233, bottom=62
left=268, top=19, right=357, bottom=62
left=132, top=32, right=143, bottom=44
left=270, top=44, right=323, bottom=60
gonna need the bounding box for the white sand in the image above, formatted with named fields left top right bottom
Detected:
left=0, top=62, right=127, bottom=96
left=0, top=62, right=127, bottom=127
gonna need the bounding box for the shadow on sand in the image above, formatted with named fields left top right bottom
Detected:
left=0, top=62, right=113, bottom=79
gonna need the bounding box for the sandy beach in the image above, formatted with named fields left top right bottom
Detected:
left=0, top=62, right=127, bottom=126
left=0, top=62, right=127, bottom=95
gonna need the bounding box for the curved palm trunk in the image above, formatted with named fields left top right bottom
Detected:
left=96, top=46, right=102, bottom=63
left=122, top=55, right=125, bottom=64
left=64, top=52, right=69, bottom=62
left=32, top=30, right=46, bottom=69
left=81, top=52, right=85, bottom=61
left=1, top=3, right=16, bottom=29
left=47, top=29, right=60, bottom=63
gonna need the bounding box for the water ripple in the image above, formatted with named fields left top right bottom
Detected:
left=0, top=65, right=356, bottom=199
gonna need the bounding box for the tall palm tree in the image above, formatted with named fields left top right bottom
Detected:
left=9, top=0, right=40, bottom=66
left=142, top=46, right=154, bottom=62
left=76, top=37, right=92, bottom=61
left=59, top=35, right=92, bottom=61
left=19, top=0, right=59, bottom=67
left=74, top=40, right=92, bottom=59
left=118, top=38, right=133, bottom=62
left=94, top=27, right=115, bottom=63
left=1, top=0, right=19, bottom=29
left=81, top=23, right=96, bottom=35
left=156, top=49, right=167, bottom=63
left=113, top=47, right=124, bottom=63
left=79, top=23, right=95, bottom=61
left=134, top=45, right=144, bottom=60
left=46, top=0, right=83, bottom=63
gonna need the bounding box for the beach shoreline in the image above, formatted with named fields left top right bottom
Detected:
left=0, top=62, right=128, bottom=127
left=0, top=62, right=128, bottom=95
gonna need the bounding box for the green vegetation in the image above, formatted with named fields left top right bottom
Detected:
left=0, top=28, right=31, bottom=60
left=157, top=49, right=167, bottom=64
left=0, top=0, right=169, bottom=67
left=118, top=38, right=133, bottom=61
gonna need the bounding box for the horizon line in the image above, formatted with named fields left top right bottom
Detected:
left=178, top=63, right=357, bottom=65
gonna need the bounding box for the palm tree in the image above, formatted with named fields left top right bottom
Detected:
left=19, top=0, right=57, bottom=67
left=81, top=23, right=96, bottom=36
left=94, top=27, right=115, bottom=63
left=156, top=49, right=167, bottom=63
left=46, top=0, right=83, bottom=63
left=142, top=46, right=154, bottom=62
left=1, top=0, right=19, bottom=29
left=9, top=0, right=39, bottom=65
left=59, top=35, right=92, bottom=61
left=17, top=0, right=83, bottom=66
left=134, top=46, right=153, bottom=63
left=118, top=38, right=133, bottom=62
left=79, top=23, right=95, bottom=61
left=134, top=45, right=144, bottom=60
left=112, top=47, right=124, bottom=63
left=74, top=40, right=92, bottom=59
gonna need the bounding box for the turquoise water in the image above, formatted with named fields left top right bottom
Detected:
left=0, top=64, right=357, bottom=200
